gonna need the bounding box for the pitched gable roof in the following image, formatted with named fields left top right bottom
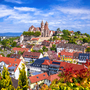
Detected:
left=29, top=73, right=48, bottom=83
left=64, top=63, right=85, bottom=71
left=42, top=59, right=85, bottom=72
left=0, top=57, right=21, bottom=72
left=31, top=38, right=39, bottom=41
left=12, top=47, right=29, bottom=52
left=10, top=54, right=21, bottom=59
left=23, top=52, right=41, bottom=59
left=46, top=74, right=60, bottom=82
left=41, top=40, right=50, bottom=46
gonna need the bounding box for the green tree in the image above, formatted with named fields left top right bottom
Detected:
left=2, top=66, right=14, bottom=89
left=53, top=36, right=58, bottom=41
left=68, top=38, right=76, bottom=44
left=86, top=47, right=90, bottom=52
left=0, top=53, right=5, bottom=57
left=11, top=42, right=17, bottom=47
left=84, top=33, right=90, bottom=37
left=34, top=31, right=41, bottom=36
left=57, top=28, right=61, bottom=31
left=50, top=44, right=56, bottom=51
left=18, top=51, right=24, bottom=55
left=83, top=38, right=88, bottom=43
left=38, top=49, right=43, bottom=54
left=74, top=32, right=78, bottom=35
left=17, top=63, right=28, bottom=90
left=62, top=29, right=70, bottom=36
left=77, top=31, right=81, bottom=35
left=6, top=53, right=12, bottom=57
left=42, top=46, right=48, bottom=52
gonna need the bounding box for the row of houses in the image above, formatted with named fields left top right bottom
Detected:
left=28, top=58, right=87, bottom=89
left=58, top=49, right=90, bottom=63
left=12, top=45, right=88, bottom=64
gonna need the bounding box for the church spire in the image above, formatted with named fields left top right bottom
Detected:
left=41, top=20, right=44, bottom=29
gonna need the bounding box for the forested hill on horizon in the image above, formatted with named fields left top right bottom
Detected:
left=0, top=32, right=22, bottom=36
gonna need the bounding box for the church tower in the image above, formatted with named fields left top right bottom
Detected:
left=45, top=21, right=49, bottom=37
left=41, top=21, right=44, bottom=37
left=45, top=21, right=48, bottom=28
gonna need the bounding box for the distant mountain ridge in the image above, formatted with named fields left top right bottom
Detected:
left=0, top=32, right=22, bottom=36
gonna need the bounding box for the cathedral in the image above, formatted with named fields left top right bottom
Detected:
left=28, top=21, right=50, bottom=37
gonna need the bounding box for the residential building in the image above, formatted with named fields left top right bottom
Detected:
left=0, top=57, right=27, bottom=79
left=10, top=54, right=24, bottom=62
left=58, top=50, right=81, bottom=63
left=47, top=51, right=59, bottom=60
left=55, top=31, right=63, bottom=35
left=78, top=53, right=90, bottom=63
left=12, top=47, right=29, bottom=53
left=26, top=45, right=34, bottom=51
left=42, top=60, right=85, bottom=75
left=41, top=40, right=52, bottom=49
left=29, top=72, right=48, bottom=89
left=57, top=43, right=85, bottom=53
left=20, top=34, right=24, bottom=44
left=58, top=50, right=74, bottom=62
left=44, top=74, right=60, bottom=86
left=30, top=57, right=50, bottom=72
left=30, top=38, right=41, bottom=44
left=69, top=31, right=75, bottom=36
left=32, top=45, right=42, bottom=51
left=73, top=52, right=80, bottom=63
left=23, top=52, right=43, bottom=63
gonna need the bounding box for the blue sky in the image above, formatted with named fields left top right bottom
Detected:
left=0, top=0, right=90, bottom=33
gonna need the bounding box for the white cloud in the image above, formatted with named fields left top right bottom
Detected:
left=5, top=0, right=22, bottom=4
left=56, top=7, right=90, bottom=14
left=0, top=4, right=90, bottom=33
left=14, top=7, right=37, bottom=11
left=0, top=5, right=14, bottom=18
left=41, top=12, right=54, bottom=17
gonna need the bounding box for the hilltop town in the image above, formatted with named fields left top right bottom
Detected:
left=0, top=21, right=90, bottom=90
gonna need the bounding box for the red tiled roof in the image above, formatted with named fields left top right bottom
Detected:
left=69, top=31, right=74, bottom=33
left=64, top=63, right=85, bottom=71
left=12, top=47, right=29, bottom=52
left=42, top=60, right=51, bottom=65
left=23, top=52, right=41, bottom=59
left=60, top=50, right=74, bottom=56
left=59, top=50, right=74, bottom=59
left=0, top=57, right=21, bottom=72
left=31, top=38, right=39, bottom=41
left=42, top=59, right=85, bottom=72
left=46, top=74, right=60, bottom=82
left=28, top=25, right=36, bottom=31
left=29, top=73, right=48, bottom=83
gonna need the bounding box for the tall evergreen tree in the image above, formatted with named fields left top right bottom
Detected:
left=1, top=66, right=15, bottom=90
left=17, top=63, right=28, bottom=90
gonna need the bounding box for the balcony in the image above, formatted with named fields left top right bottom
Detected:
left=49, top=68, right=59, bottom=71
left=42, top=68, right=48, bottom=71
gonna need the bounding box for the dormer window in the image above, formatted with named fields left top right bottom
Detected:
left=43, top=74, right=45, bottom=76
left=37, top=76, right=39, bottom=78
left=61, top=67, right=64, bottom=69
